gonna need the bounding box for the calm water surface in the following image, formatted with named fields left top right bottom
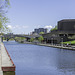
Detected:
left=4, top=41, right=75, bottom=75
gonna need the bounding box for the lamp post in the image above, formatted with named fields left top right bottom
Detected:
left=51, top=38, right=53, bottom=45
left=61, top=38, right=63, bottom=47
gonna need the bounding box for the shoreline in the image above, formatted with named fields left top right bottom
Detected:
left=37, top=43, right=75, bottom=50
left=4, top=40, right=75, bottom=50
left=22, top=42, right=75, bottom=50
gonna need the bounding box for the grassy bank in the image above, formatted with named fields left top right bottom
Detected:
left=63, top=40, right=75, bottom=45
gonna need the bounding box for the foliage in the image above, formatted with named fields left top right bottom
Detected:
left=15, top=37, right=26, bottom=40
left=0, top=0, right=10, bottom=33
left=29, top=38, right=34, bottom=42
left=38, top=36, right=44, bottom=42
left=68, top=35, right=75, bottom=39
left=50, top=26, right=57, bottom=31
left=39, top=32, right=44, bottom=35
left=8, top=38, right=14, bottom=41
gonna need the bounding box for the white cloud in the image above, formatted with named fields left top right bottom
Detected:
left=7, top=25, right=12, bottom=29
left=22, top=26, right=29, bottom=28
left=44, top=25, right=53, bottom=29
left=7, top=25, right=29, bottom=29
left=13, top=25, right=20, bottom=29
left=7, top=25, right=29, bottom=34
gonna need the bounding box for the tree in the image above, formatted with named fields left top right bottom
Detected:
left=38, top=36, right=44, bottom=42
left=68, top=35, right=75, bottom=39
left=39, top=32, right=44, bottom=35
left=29, top=38, right=34, bottom=42
left=50, top=26, right=57, bottom=32
left=0, top=0, right=10, bottom=34
left=15, top=37, right=26, bottom=40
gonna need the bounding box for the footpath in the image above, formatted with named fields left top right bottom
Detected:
left=0, top=42, right=15, bottom=75
left=0, top=46, right=3, bottom=75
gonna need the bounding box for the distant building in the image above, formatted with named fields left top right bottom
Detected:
left=33, top=28, right=48, bottom=34
left=7, top=33, right=13, bottom=35
left=58, top=19, right=75, bottom=31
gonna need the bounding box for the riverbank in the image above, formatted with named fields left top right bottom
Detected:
left=19, top=41, right=75, bottom=50
left=38, top=43, right=75, bottom=50
left=6, top=40, right=75, bottom=50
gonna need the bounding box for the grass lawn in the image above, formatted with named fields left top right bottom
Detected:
left=63, top=40, right=75, bottom=45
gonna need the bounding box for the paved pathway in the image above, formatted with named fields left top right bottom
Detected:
left=0, top=42, right=14, bottom=75
left=0, top=36, right=15, bottom=75
left=0, top=44, right=3, bottom=75
left=1, top=43, right=13, bottom=67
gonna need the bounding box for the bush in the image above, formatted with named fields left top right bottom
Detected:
left=29, top=38, right=34, bottom=42
left=38, top=36, right=44, bottom=42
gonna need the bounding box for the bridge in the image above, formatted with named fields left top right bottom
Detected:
left=2, top=34, right=41, bottom=41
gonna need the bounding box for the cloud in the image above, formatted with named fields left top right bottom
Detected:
left=22, top=26, right=29, bottom=28
left=7, top=25, right=12, bottom=29
left=7, top=25, right=29, bottom=34
left=13, top=25, right=21, bottom=29
left=7, top=25, right=29, bottom=29
left=44, top=25, right=53, bottom=29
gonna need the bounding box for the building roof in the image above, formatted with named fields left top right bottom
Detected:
left=58, top=19, right=75, bottom=22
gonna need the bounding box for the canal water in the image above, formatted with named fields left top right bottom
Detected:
left=3, top=41, right=75, bottom=75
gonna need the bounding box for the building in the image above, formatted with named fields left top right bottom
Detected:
left=42, top=19, right=75, bottom=44
left=33, top=28, right=48, bottom=34
left=58, top=19, right=75, bottom=31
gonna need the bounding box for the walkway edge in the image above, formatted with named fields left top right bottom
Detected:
left=38, top=44, right=75, bottom=50
left=1, top=43, right=16, bottom=71
left=22, top=42, right=75, bottom=50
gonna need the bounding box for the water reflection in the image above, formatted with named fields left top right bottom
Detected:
left=3, top=72, right=15, bottom=75
left=4, top=41, right=75, bottom=75
left=57, top=49, right=75, bottom=75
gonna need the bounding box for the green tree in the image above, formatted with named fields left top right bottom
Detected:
left=15, top=37, right=26, bottom=40
left=0, top=0, right=10, bottom=34
left=68, top=35, right=75, bottom=39
left=29, top=38, right=34, bottom=42
left=50, top=26, right=57, bottom=31
left=39, top=32, right=44, bottom=35
left=38, top=36, right=44, bottom=42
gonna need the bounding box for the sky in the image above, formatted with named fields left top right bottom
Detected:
left=7, top=0, right=75, bottom=34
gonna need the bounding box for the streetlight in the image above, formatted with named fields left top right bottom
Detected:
left=61, top=38, right=63, bottom=47
left=51, top=38, right=53, bottom=45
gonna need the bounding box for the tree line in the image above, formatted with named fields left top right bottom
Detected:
left=0, top=0, right=10, bottom=34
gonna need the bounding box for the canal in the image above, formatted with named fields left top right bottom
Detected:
left=3, top=41, right=75, bottom=75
